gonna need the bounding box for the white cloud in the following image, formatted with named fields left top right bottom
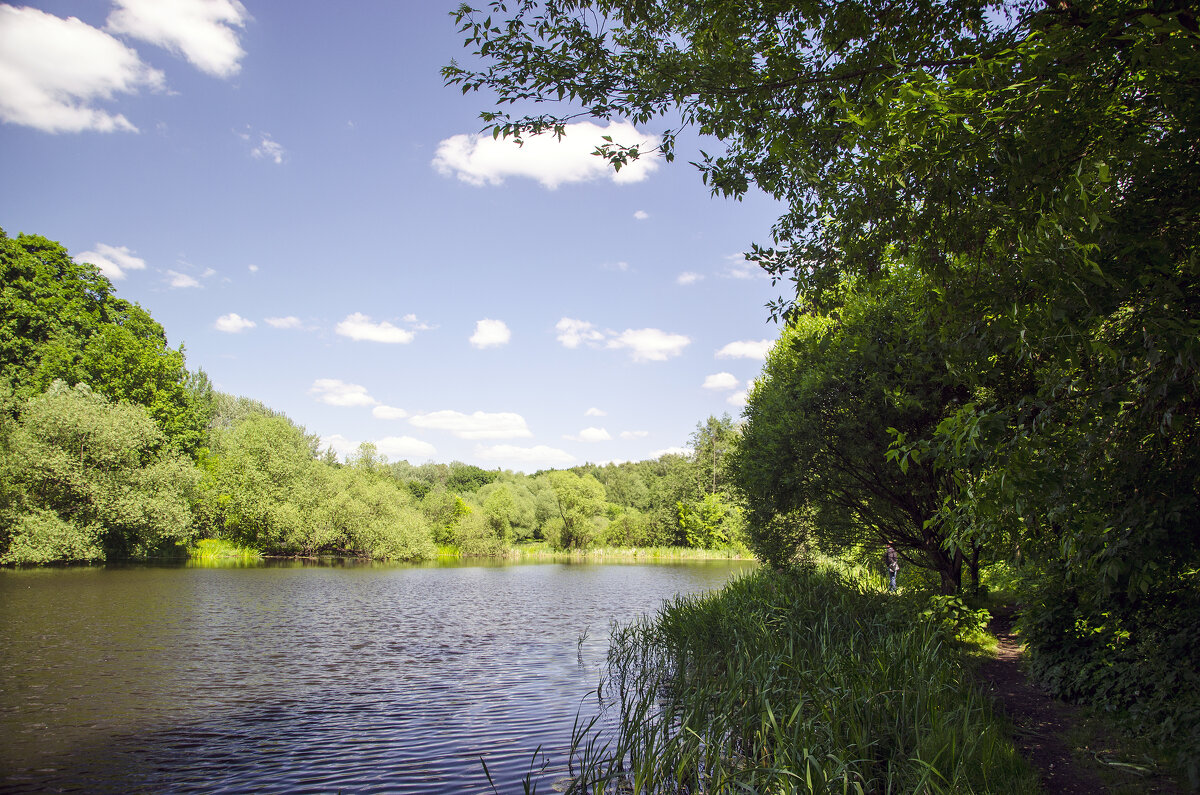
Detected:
left=727, top=390, right=749, bottom=408
left=335, top=312, right=415, bottom=344
left=716, top=339, right=774, bottom=360
left=375, top=436, right=436, bottom=461
left=309, top=378, right=376, bottom=407
left=703, top=372, right=739, bottom=391
left=603, top=261, right=631, bottom=272
left=200, top=267, right=216, bottom=278
left=620, top=430, right=649, bottom=440
left=214, top=312, right=255, bottom=333
left=475, top=444, right=576, bottom=470
left=633, top=210, right=649, bottom=221
left=166, top=269, right=199, bottom=288
left=653, top=446, right=691, bottom=459
left=320, top=434, right=357, bottom=461
left=251, top=132, right=285, bottom=164
left=248, top=264, right=259, bottom=273
left=555, top=317, right=604, bottom=349
left=409, top=410, right=532, bottom=440
left=607, top=328, right=690, bottom=362
left=0, top=6, right=164, bottom=133
left=677, top=271, right=704, bottom=286
left=77, top=243, right=147, bottom=280
left=372, top=405, right=408, bottom=420
left=469, top=318, right=511, bottom=349
left=433, top=120, right=661, bottom=190
left=106, top=0, right=250, bottom=78
left=265, top=316, right=302, bottom=329
left=585, top=407, right=607, bottom=417
left=721, top=253, right=764, bottom=280
left=567, top=427, right=611, bottom=443
left=321, top=433, right=435, bottom=462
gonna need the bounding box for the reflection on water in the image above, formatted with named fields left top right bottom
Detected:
left=0, top=559, right=752, bottom=793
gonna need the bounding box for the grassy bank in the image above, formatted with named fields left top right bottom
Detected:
left=558, top=564, right=1038, bottom=794
left=187, top=538, right=263, bottom=561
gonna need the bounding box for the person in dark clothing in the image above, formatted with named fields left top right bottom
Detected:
left=884, top=543, right=899, bottom=591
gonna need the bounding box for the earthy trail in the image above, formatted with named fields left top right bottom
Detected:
left=975, top=607, right=1181, bottom=795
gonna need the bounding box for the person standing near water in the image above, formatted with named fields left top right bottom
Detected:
left=884, top=543, right=899, bottom=592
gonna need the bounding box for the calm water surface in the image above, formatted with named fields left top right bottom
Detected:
left=0, top=559, right=752, bottom=793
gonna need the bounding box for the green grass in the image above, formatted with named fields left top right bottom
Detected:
left=188, top=538, right=263, bottom=560
left=508, top=542, right=754, bottom=561
left=557, top=564, right=1040, bottom=794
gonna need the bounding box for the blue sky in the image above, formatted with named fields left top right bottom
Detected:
left=0, top=0, right=785, bottom=471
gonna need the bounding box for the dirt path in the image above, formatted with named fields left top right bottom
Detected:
left=975, top=608, right=1182, bottom=795
left=975, top=608, right=1108, bottom=794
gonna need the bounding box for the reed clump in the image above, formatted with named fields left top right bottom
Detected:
left=563, top=566, right=1038, bottom=794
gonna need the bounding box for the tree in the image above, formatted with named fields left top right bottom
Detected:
left=546, top=471, right=607, bottom=549
left=733, top=272, right=980, bottom=591
left=0, top=381, right=199, bottom=563
left=689, top=414, right=737, bottom=497
left=448, top=0, right=1199, bottom=596
left=0, top=230, right=211, bottom=454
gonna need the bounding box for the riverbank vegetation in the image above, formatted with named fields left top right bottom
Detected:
left=0, top=229, right=748, bottom=566
left=562, top=563, right=1038, bottom=793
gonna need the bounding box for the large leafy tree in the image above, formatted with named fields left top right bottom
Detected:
left=0, top=230, right=212, bottom=454
left=733, top=272, right=981, bottom=591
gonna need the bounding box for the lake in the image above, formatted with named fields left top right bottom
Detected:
left=0, top=559, right=753, bottom=793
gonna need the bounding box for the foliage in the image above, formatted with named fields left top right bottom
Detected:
left=0, top=381, right=199, bottom=563
left=733, top=272, right=981, bottom=592
left=545, top=471, right=607, bottom=550
left=562, top=566, right=1038, bottom=793
left=0, top=230, right=212, bottom=454
left=447, top=0, right=1199, bottom=759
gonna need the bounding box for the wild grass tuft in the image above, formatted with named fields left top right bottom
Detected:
left=558, top=566, right=1040, bottom=793
left=188, top=538, right=262, bottom=560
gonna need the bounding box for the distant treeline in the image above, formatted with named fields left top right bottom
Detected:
left=0, top=229, right=744, bottom=565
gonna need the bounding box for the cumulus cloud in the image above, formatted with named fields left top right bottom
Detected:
left=703, top=372, right=739, bottom=391
left=620, top=430, right=649, bottom=440
left=409, top=410, right=532, bottom=440
left=555, top=318, right=604, bottom=349
left=677, top=271, right=704, bottom=286
left=0, top=6, right=164, bottom=133
left=567, top=427, right=612, bottom=443
left=653, top=446, right=691, bottom=459
left=727, top=390, right=749, bottom=407
left=716, top=339, right=774, bottom=360
left=321, top=434, right=435, bottom=462
left=475, top=444, right=576, bottom=470
left=265, top=316, right=302, bottom=329
left=308, top=378, right=376, bottom=407
left=372, top=405, right=408, bottom=420
left=633, top=210, right=649, bottom=221
left=214, top=312, right=255, bottom=333
left=335, top=312, right=415, bottom=344
left=585, top=407, right=607, bottom=417
left=106, top=0, right=250, bottom=78
left=166, top=269, right=200, bottom=288
left=248, top=264, right=259, bottom=273
left=469, top=318, right=511, bottom=349
left=433, top=120, right=660, bottom=190
left=320, top=434, right=357, bottom=461
left=375, top=436, right=436, bottom=461
left=77, top=243, right=147, bottom=280
left=607, top=328, right=690, bottom=362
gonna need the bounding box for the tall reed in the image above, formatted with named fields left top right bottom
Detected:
left=560, top=566, right=1037, bottom=794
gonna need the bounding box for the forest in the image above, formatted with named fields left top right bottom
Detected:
left=0, top=229, right=747, bottom=566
